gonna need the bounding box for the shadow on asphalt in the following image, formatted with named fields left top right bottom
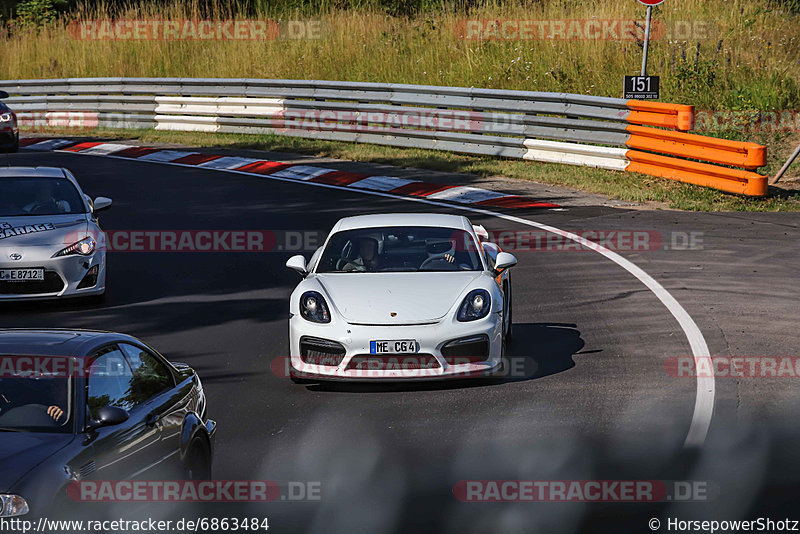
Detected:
left=0, top=296, right=286, bottom=335
left=302, top=322, right=587, bottom=393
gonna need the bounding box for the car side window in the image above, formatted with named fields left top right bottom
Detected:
left=86, top=346, right=136, bottom=420
left=119, top=343, right=174, bottom=402
left=482, top=242, right=500, bottom=271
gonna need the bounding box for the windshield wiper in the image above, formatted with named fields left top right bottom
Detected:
left=0, top=427, right=24, bottom=432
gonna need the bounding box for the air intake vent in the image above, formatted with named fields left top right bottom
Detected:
left=299, top=336, right=346, bottom=366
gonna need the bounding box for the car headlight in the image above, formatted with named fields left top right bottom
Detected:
left=300, top=291, right=331, bottom=323
left=0, top=494, right=29, bottom=517
left=457, top=289, right=492, bottom=322
left=54, top=236, right=96, bottom=257
left=0, top=113, right=13, bottom=123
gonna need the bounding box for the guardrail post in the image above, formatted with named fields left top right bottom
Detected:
left=641, top=6, right=653, bottom=76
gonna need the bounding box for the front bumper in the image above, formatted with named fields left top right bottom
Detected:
left=0, top=251, right=106, bottom=301
left=0, top=129, right=18, bottom=149
left=289, top=313, right=503, bottom=381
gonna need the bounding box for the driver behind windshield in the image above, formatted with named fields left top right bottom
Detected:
left=343, top=237, right=382, bottom=272
left=0, top=377, right=69, bottom=424
left=24, top=181, right=72, bottom=214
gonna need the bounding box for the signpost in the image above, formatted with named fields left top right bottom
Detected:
left=624, top=0, right=665, bottom=100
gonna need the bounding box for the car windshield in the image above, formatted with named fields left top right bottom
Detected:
left=0, top=177, right=86, bottom=217
left=0, top=358, right=73, bottom=433
left=316, top=226, right=484, bottom=273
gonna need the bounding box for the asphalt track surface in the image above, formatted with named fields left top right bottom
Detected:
left=2, top=148, right=800, bottom=533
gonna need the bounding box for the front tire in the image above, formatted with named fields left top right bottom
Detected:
left=184, top=437, right=212, bottom=480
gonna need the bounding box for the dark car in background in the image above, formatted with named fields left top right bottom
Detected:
left=0, top=91, right=19, bottom=153
left=0, top=329, right=216, bottom=519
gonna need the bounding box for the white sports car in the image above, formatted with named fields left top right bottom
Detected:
left=0, top=167, right=111, bottom=301
left=285, top=213, right=517, bottom=381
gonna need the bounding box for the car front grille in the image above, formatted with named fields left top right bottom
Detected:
left=345, top=353, right=440, bottom=371
left=299, top=336, right=346, bottom=366
left=0, top=271, right=65, bottom=295
left=441, top=335, right=490, bottom=364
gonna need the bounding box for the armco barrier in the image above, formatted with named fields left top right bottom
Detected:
left=0, top=77, right=767, bottom=196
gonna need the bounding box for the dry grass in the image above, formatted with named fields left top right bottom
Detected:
left=0, top=0, right=798, bottom=111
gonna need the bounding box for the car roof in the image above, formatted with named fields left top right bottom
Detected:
left=332, top=213, right=471, bottom=232
left=0, top=329, right=133, bottom=357
left=0, top=167, right=70, bottom=179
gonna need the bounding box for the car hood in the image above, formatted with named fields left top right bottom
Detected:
left=0, top=214, right=89, bottom=247
left=315, top=271, right=483, bottom=324
left=0, top=432, right=74, bottom=491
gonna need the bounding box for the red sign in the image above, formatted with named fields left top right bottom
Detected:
left=638, top=0, right=665, bottom=5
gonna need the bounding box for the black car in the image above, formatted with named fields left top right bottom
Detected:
left=0, top=329, right=216, bottom=519
left=0, top=91, right=19, bottom=153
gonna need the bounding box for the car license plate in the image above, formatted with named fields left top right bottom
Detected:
left=0, top=268, right=44, bottom=282
left=370, top=340, right=417, bottom=354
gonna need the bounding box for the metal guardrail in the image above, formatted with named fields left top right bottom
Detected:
left=0, top=77, right=768, bottom=196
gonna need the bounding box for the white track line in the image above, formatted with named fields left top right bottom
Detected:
left=52, top=148, right=716, bottom=448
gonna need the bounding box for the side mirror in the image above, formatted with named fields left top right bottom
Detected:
left=286, top=255, right=308, bottom=276
left=92, top=197, right=112, bottom=212
left=89, top=406, right=129, bottom=429
left=0, top=90, right=8, bottom=99
left=494, top=252, right=518, bottom=272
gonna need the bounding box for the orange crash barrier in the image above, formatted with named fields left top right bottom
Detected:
left=625, top=125, right=767, bottom=170
left=625, top=150, right=768, bottom=197
left=626, top=101, right=695, bottom=131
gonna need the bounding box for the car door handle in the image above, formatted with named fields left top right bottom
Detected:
left=145, top=412, right=161, bottom=427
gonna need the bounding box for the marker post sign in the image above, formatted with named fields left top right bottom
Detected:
left=624, top=0, right=665, bottom=100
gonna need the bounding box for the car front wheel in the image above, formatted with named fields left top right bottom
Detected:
left=183, top=437, right=212, bottom=480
